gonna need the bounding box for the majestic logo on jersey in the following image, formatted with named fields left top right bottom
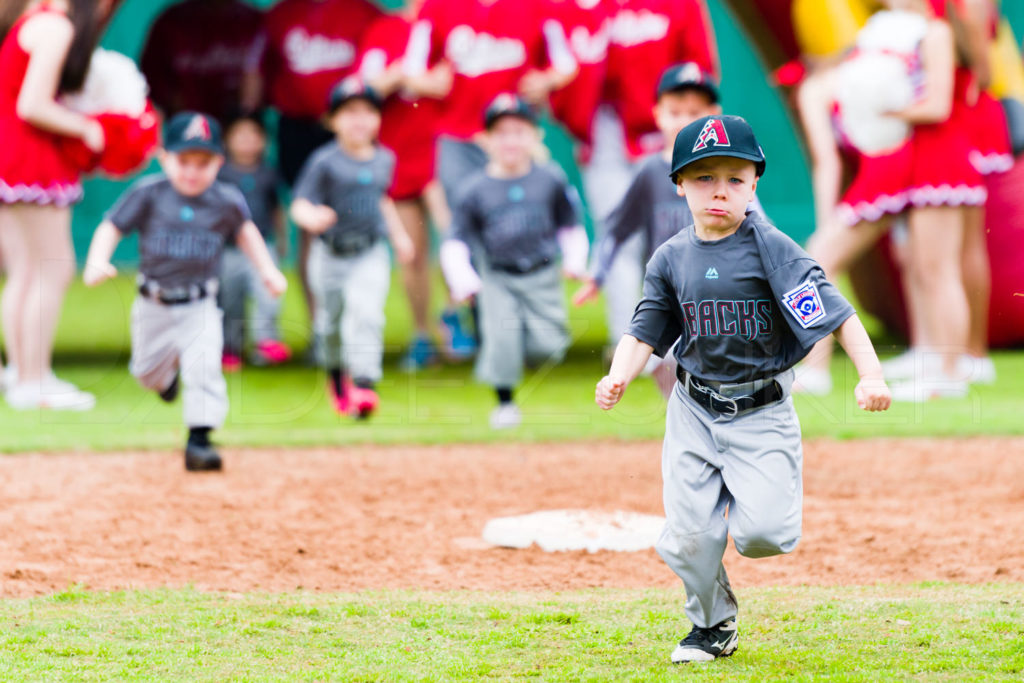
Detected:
left=446, top=26, right=527, bottom=77
left=782, top=280, right=826, bottom=328
left=693, top=118, right=731, bottom=152
left=183, top=115, right=211, bottom=142
left=705, top=267, right=719, bottom=280
left=283, top=28, right=355, bottom=75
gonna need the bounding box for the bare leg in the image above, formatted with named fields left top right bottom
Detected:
left=906, top=205, right=968, bottom=377
left=0, top=206, right=26, bottom=376
left=3, top=204, right=75, bottom=383
left=960, top=205, right=990, bottom=358
left=800, top=218, right=889, bottom=378
left=395, top=197, right=432, bottom=337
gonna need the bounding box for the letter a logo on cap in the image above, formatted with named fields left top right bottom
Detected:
left=692, top=118, right=730, bottom=152
left=183, top=115, right=211, bottom=141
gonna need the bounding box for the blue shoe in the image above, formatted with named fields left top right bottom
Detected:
left=441, top=308, right=478, bottom=360
left=400, top=335, right=438, bottom=372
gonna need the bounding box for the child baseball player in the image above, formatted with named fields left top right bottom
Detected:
left=440, top=94, right=589, bottom=429
left=575, top=62, right=767, bottom=397
left=596, top=115, right=891, bottom=663
left=83, top=111, right=287, bottom=472
left=217, top=113, right=291, bottom=371
left=290, top=77, right=414, bottom=420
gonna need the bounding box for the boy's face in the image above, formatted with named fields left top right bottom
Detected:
left=225, top=119, right=266, bottom=165
left=653, top=90, right=720, bottom=147
left=329, top=99, right=381, bottom=147
left=160, top=149, right=224, bottom=197
left=485, top=116, right=539, bottom=168
left=675, top=157, right=758, bottom=232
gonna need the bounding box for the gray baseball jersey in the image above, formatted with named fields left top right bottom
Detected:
left=107, top=174, right=249, bottom=289
left=218, top=161, right=281, bottom=242
left=292, top=143, right=395, bottom=255
left=450, top=163, right=580, bottom=273
left=628, top=212, right=856, bottom=383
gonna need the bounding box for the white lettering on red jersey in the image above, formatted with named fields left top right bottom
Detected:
left=445, top=25, right=528, bottom=77
left=608, top=9, right=670, bottom=48
left=283, top=28, right=356, bottom=75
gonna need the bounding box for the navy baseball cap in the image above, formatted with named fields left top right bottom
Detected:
left=483, top=93, right=537, bottom=129
left=657, top=62, right=719, bottom=103
left=328, top=76, right=383, bottom=113
left=164, top=112, right=224, bottom=155
left=669, top=115, right=767, bottom=182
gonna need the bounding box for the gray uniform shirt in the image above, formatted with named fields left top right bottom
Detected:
left=292, top=143, right=395, bottom=255
left=628, top=212, right=856, bottom=383
left=107, top=175, right=249, bottom=289
left=218, top=161, right=280, bottom=242
left=451, top=164, right=580, bottom=273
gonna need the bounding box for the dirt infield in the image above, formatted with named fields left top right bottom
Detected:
left=1, top=438, right=1022, bottom=597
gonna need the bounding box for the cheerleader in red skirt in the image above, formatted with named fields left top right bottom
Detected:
left=0, top=0, right=108, bottom=410
left=796, top=0, right=980, bottom=401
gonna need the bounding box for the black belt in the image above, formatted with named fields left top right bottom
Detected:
left=139, top=280, right=214, bottom=306
left=320, top=232, right=378, bottom=257
left=676, top=365, right=784, bottom=418
left=491, top=258, right=552, bottom=275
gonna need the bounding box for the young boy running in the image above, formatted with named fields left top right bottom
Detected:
left=596, top=114, right=891, bottom=663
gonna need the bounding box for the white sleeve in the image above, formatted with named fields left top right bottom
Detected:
left=542, top=19, right=577, bottom=75
left=403, top=20, right=433, bottom=78
left=439, top=238, right=482, bottom=302
left=556, top=225, right=589, bottom=278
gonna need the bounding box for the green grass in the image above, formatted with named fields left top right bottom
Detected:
left=1, top=270, right=1023, bottom=452
left=0, top=584, right=1021, bottom=680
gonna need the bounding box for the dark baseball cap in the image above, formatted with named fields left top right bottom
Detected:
left=328, top=76, right=382, bottom=113
left=483, top=93, right=537, bottom=129
left=164, top=112, right=224, bottom=154
left=657, top=62, right=719, bottom=103
left=669, top=115, right=766, bottom=182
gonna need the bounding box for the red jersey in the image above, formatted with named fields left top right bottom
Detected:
left=261, top=0, right=383, bottom=119
left=359, top=14, right=439, bottom=199
left=405, top=0, right=577, bottom=140
left=548, top=0, right=613, bottom=146
left=140, top=0, right=263, bottom=123
left=605, top=0, right=718, bottom=158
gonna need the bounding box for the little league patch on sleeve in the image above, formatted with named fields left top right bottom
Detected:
left=782, top=280, right=826, bottom=328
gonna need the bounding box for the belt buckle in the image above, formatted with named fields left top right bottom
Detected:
left=711, top=394, right=740, bottom=419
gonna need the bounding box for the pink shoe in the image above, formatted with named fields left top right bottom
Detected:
left=222, top=352, right=243, bottom=373
left=328, top=378, right=355, bottom=416
left=253, top=339, right=292, bottom=366
left=349, top=385, right=379, bottom=419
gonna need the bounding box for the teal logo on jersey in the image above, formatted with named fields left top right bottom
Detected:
left=508, top=185, right=525, bottom=202
left=705, top=267, right=719, bottom=280
left=357, top=168, right=374, bottom=185
left=180, top=206, right=195, bottom=222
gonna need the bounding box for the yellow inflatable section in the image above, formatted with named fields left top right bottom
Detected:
left=990, top=19, right=1024, bottom=99
left=792, top=0, right=877, bottom=58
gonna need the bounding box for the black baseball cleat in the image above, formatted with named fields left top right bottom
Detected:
left=184, top=443, right=222, bottom=472
left=671, top=619, right=738, bottom=663
left=158, top=374, right=180, bottom=403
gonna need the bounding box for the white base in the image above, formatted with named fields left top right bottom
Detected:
left=482, top=509, right=665, bottom=553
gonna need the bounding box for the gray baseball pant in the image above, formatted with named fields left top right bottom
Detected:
left=656, top=369, right=802, bottom=629
left=219, top=245, right=282, bottom=353
left=130, top=296, right=228, bottom=429
left=582, top=105, right=644, bottom=343
left=308, top=239, right=390, bottom=383
left=475, top=263, right=569, bottom=388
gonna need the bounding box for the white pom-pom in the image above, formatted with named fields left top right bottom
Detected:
left=834, top=10, right=929, bottom=156
left=61, top=49, right=149, bottom=116
left=836, top=52, right=914, bottom=155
